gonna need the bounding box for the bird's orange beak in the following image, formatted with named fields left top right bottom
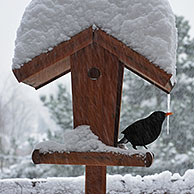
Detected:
left=165, top=112, right=173, bottom=116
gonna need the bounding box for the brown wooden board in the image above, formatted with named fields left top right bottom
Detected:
left=13, top=27, right=93, bottom=89
left=22, top=57, right=71, bottom=89
left=70, top=42, right=124, bottom=194
left=94, top=29, right=173, bottom=93
left=32, top=150, right=153, bottom=167
left=85, top=166, right=106, bottom=194
left=70, top=43, right=124, bottom=146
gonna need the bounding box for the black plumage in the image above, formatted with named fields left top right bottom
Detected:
left=118, top=111, right=173, bottom=149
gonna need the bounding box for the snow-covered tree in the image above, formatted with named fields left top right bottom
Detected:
left=0, top=81, right=36, bottom=175
left=40, top=84, right=73, bottom=142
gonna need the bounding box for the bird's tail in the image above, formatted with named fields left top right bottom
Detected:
left=118, top=137, right=128, bottom=145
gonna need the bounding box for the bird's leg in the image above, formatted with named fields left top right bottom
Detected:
left=144, top=145, right=148, bottom=149
left=132, top=145, right=137, bottom=150
left=118, top=137, right=128, bottom=144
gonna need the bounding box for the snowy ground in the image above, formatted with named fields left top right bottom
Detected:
left=1, top=170, right=194, bottom=194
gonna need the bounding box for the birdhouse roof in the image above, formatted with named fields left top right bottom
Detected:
left=12, top=0, right=177, bottom=85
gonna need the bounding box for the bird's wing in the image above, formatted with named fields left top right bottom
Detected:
left=121, top=119, right=145, bottom=134
left=122, top=120, right=145, bottom=137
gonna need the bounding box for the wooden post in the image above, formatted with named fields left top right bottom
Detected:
left=85, top=166, right=106, bottom=194
left=71, top=43, right=124, bottom=194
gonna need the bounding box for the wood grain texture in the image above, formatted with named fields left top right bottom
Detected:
left=114, top=61, right=124, bottom=146
left=71, top=43, right=124, bottom=146
left=13, top=27, right=93, bottom=89
left=94, top=29, right=173, bottom=93
left=22, top=57, right=71, bottom=89
left=85, top=166, right=106, bottom=194
left=70, top=43, right=124, bottom=194
left=32, top=150, right=153, bottom=167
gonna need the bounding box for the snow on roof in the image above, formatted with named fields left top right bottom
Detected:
left=34, top=125, right=146, bottom=156
left=12, top=0, right=177, bottom=84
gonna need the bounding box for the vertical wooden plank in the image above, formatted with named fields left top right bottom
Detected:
left=85, top=166, right=106, bottom=194
left=71, top=43, right=123, bottom=146
left=114, top=61, right=124, bottom=146
left=71, top=43, right=124, bottom=194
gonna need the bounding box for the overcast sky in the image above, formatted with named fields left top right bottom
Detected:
left=0, top=0, right=194, bottom=98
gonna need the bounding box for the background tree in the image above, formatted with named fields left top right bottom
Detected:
left=0, top=80, right=35, bottom=174
left=40, top=84, right=73, bottom=142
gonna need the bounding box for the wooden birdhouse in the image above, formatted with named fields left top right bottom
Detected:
left=13, top=26, right=174, bottom=194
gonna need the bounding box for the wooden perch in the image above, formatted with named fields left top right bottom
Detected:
left=32, top=150, right=153, bottom=167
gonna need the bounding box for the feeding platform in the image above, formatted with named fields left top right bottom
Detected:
left=32, top=150, right=153, bottom=167
left=31, top=125, right=153, bottom=167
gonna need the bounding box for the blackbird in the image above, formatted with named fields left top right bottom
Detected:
left=118, top=111, right=173, bottom=149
